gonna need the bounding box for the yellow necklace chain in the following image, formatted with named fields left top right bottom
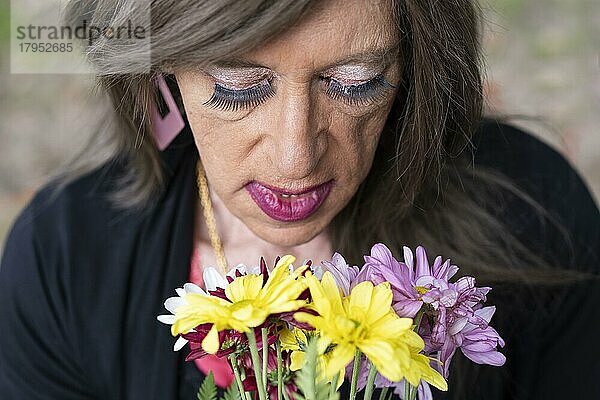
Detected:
left=195, top=158, right=229, bottom=276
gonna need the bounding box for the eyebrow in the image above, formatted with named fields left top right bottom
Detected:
left=210, top=41, right=401, bottom=71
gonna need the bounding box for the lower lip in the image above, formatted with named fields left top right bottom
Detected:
left=245, top=180, right=334, bottom=222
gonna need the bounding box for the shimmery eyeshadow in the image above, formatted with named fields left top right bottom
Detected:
left=323, top=64, right=383, bottom=85
left=207, top=67, right=272, bottom=89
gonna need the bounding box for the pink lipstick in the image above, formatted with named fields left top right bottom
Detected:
left=245, top=180, right=334, bottom=222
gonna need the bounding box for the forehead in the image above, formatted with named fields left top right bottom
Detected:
left=228, top=0, right=398, bottom=71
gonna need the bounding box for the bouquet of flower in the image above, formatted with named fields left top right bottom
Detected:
left=158, top=244, right=505, bottom=400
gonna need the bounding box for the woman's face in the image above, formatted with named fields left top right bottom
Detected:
left=176, top=0, right=400, bottom=247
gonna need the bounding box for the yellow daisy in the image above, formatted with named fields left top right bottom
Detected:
left=171, top=255, right=308, bottom=354
left=294, top=271, right=447, bottom=391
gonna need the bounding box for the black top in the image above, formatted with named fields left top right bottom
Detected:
left=1, top=122, right=598, bottom=400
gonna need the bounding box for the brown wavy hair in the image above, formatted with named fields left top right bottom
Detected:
left=57, top=0, right=569, bottom=282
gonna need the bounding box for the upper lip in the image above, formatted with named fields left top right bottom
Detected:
left=250, top=180, right=333, bottom=196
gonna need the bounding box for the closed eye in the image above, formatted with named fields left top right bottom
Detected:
left=203, top=79, right=275, bottom=112
left=203, top=73, right=395, bottom=112
left=322, top=74, right=395, bottom=107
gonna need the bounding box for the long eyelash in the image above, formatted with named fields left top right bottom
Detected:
left=203, top=79, right=275, bottom=112
left=325, top=74, right=395, bottom=106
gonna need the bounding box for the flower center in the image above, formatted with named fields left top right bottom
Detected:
left=416, top=286, right=429, bottom=295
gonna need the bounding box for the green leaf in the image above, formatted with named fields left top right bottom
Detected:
left=293, top=338, right=338, bottom=400
left=197, top=371, right=218, bottom=400
left=223, top=382, right=242, bottom=400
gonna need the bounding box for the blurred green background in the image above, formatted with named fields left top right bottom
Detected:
left=1, top=0, right=599, bottom=255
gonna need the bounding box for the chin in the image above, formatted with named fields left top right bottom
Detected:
left=251, top=219, right=327, bottom=248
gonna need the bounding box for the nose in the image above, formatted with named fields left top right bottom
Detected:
left=269, top=84, right=325, bottom=181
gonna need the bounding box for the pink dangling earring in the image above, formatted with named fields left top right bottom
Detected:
left=150, top=74, right=186, bottom=151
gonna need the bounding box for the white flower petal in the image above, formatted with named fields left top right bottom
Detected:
left=228, top=264, right=247, bottom=277
left=165, top=296, right=187, bottom=313
left=203, top=267, right=228, bottom=291
left=249, top=265, right=261, bottom=275
left=311, top=265, right=324, bottom=280
left=173, top=336, right=188, bottom=351
left=227, top=264, right=250, bottom=279
left=175, top=288, right=186, bottom=297
left=157, top=314, right=176, bottom=325
left=183, top=282, right=206, bottom=295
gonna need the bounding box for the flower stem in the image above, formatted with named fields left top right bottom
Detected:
left=378, top=387, right=389, bottom=400
left=229, top=354, right=247, bottom=400
left=276, top=339, right=283, bottom=400
left=261, top=328, right=268, bottom=394
left=246, top=331, right=268, bottom=400
left=408, top=383, right=419, bottom=400
left=349, top=350, right=362, bottom=400
left=404, top=380, right=411, bottom=400
left=238, top=362, right=252, bottom=400
left=363, top=361, right=378, bottom=400
left=413, top=309, right=424, bottom=332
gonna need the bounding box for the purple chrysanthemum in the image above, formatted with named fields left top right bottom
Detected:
left=320, top=244, right=505, bottom=398
left=360, top=243, right=505, bottom=383
left=361, top=244, right=424, bottom=318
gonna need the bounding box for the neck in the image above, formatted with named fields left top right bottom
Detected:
left=195, top=186, right=333, bottom=268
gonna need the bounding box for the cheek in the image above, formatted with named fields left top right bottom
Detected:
left=189, top=118, right=253, bottom=191
left=329, top=109, right=388, bottom=180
